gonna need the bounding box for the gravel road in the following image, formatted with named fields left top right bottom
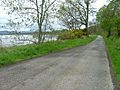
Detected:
left=0, top=36, right=114, bottom=90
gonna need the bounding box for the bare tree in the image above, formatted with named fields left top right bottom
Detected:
left=57, top=0, right=82, bottom=30
left=2, top=0, right=57, bottom=44
left=84, top=0, right=96, bottom=33
left=57, top=0, right=96, bottom=33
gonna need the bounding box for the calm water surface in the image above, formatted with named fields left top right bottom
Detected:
left=0, top=35, right=57, bottom=47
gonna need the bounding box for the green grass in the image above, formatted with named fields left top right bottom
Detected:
left=0, top=35, right=96, bottom=67
left=105, top=37, right=120, bottom=86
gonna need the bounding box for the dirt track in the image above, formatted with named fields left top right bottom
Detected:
left=0, top=36, right=114, bottom=90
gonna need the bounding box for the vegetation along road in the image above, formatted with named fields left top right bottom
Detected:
left=0, top=36, right=114, bottom=90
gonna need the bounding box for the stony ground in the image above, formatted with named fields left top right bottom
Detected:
left=0, top=36, right=114, bottom=90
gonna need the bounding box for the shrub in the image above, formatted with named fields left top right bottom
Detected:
left=58, top=29, right=84, bottom=40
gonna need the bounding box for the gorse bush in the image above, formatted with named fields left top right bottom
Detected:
left=58, top=29, right=85, bottom=40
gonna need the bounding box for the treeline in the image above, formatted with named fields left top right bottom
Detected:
left=96, top=0, right=120, bottom=37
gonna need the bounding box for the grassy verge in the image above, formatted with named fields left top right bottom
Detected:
left=0, top=35, right=96, bottom=67
left=105, top=37, right=120, bottom=87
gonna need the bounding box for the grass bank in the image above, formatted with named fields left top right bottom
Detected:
left=0, top=35, right=96, bottom=67
left=105, top=37, right=120, bottom=88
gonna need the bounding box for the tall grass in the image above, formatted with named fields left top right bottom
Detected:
left=105, top=37, right=120, bottom=87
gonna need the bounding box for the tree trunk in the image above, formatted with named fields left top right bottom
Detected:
left=85, top=1, right=89, bottom=35
left=38, top=25, right=42, bottom=44
left=107, top=30, right=111, bottom=38
left=37, top=0, right=45, bottom=44
left=117, top=30, right=120, bottom=37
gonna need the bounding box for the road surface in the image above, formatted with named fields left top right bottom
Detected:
left=0, top=36, right=114, bottom=90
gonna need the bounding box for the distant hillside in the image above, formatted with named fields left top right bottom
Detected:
left=0, top=31, right=35, bottom=35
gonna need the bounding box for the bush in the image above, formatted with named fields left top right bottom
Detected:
left=58, top=29, right=84, bottom=40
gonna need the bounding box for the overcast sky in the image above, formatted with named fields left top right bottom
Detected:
left=0, top=0, right=108, bottom=30
left=92, top=0, right=107, bottom=11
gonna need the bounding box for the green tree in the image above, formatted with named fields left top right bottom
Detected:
left=97, top=0, right=120, bottom=37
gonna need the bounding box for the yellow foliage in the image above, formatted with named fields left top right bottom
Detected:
left=58, top=29, right=85, bottom=40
